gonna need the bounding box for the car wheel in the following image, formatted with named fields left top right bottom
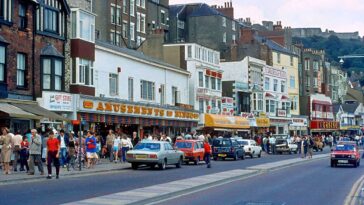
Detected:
left=241, top=153, right=245, bottom=160
left=176, top=157, right=182, bottom=168
left=330, top=160, right=335, bottom=167
left=159, top=159, right=167, bottom=170
left=194, top=157, right=200, bottom=165
left=131, top=163, right=138, bottom=170
left=258, top=151, right=262, bottom=158
left=250, top=153, right=254, bottom=158
left=353, top=161, right=358, bottom=168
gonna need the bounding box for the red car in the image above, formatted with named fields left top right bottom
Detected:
left=330, top=142, right=360, bottom=167
left=175, top=140, right=205, bottom=165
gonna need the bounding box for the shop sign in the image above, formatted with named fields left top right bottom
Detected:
left=290, top=118, right=308, bottom=127
left=175, top=103, right=194, bottom=110
left=340, top=125, right=360, bottom=130
left=80, top=99, right=199, bottom=121
left=264, top=66, right=287, bottom=79
left=241, top=112, right=254, bottom=118
left=256, top=117, right=270, bottom=127
left=310, top=120, right=339, bottom=130
left=42, top=92, right=73, bottom=112
left=234, top=81, right=249, bottom=91
left=277, top=109, right=287, bottom=117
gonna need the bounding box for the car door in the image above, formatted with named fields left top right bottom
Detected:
left=197, top=141, right=204, bottom=159
left=232, top=139, right=241, bottom=157
left=251, top=140, right=259, bottom=154
left=166, top=143, right=178, bottom=164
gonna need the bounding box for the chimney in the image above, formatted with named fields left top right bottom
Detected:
left=216, top=1, right=234, bottom=19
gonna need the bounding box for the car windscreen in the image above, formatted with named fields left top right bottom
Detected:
left=213, top=139, right=232, bottom=147
left=134, top=143, right=160, bottom=151
left=335, top=144, right=355, bottom=151
left=175, top=142, right=192, bottom=149
left=237, top=140, right=248, bottom=145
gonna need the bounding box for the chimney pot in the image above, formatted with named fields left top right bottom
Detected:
left=225, top=2, right=227, bottom=8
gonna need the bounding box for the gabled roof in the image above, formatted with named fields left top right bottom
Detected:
left=41, top=44, right=63, bottom=57
left=189, top=3, right=223, bottom=17
left=169, top=4, right=186, bottom=17
left=342, top=102, right=360, bottom=114
left=254, top=35, right=297, bottom=56
left=333, top=104, right=342, bottom=114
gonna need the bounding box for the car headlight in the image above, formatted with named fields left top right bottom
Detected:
left=331, top=154, right=335, bottom=158
left=351, top=155, right=356, bottom=158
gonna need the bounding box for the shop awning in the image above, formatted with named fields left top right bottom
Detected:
left=265, top=92, right=275, bottom=98
left=204, top=114, right=250, bottom=129
left=0, top=103, right=42, bottom=120
left=12, top=103, right=68, bottom=121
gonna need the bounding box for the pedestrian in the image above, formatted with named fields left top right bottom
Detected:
left=132, top=132, right=139, bottom=146
left=67, top=132, right=77, bottom=171
left=28, top=129, right=44, bottom=175
left=20, top=136, right=29, bottom=172
left=106, top=130, right=115, bottom=162
left=203, top=138, right=212, bottom=168
left=301, top=136, right=308, bottom=158
left=96, top=134, right=102, bottom=163
left=46, top=131, right=60, bottom=179
left=113, top=134, right=121, bottom=163
left=0, top=127, right=13, bottom=174
left=307, top=136, right=314, bottom=159
left=12, top=130, right=23, bottom=172
left=269, top=136, right=276, bottom=154
left=41, top=131, right=48, bottom=163
left=85, top=131, right=97, bottom=169
left=263, top=136, right=268, bottom=153
left=57, top=130, right=69, bottom=168
left=120, top=135, right=130, bottom=163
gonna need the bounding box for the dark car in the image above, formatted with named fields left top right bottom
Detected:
left=212, top=138, right=245, bottom=161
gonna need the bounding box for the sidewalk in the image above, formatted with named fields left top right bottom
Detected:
left=0, top=159, right=131, bottom=185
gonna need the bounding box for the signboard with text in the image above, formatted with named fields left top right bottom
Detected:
left=43, top=92, right=73, bottom=112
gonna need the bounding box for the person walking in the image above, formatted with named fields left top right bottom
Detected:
left=106, top=130, right=115, bottom=162
left=85, top=131, right=97, bottom=169
left=301, top=136, right=308, bottom=159
left=132, top=132, right=139, bottom=146
left=203, top=138, right=212, bottom=168
left=46, top=131, right=60, bottom=179
left=0, top=127, right=13, bottom=174
left=12, top=130, right=23, bottom=172
left=120, top=135, right=130, bottom=163
left=113, top=135, right=121, bottom=163
left=57, top=130, right=69, bottom=168
left=67, top=133, right=77, bottom=171
left=28, top=129, right=44, bottom=175
left=307, top=136, right=314, bottom=159
left=269, top=136, right=276, bottom=155
left=20, top=136, right=29, bottom=172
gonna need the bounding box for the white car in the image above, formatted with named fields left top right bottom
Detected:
left=237, top=139, right=262, bottom=158
left=275, top=139, right=298, bottom=154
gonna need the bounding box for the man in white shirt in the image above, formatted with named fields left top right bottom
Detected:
left=12, top=131, right=23, bottom=172
left=269, top=136, right=276, bottom=154
left=57, top=130, right=69, bottom=168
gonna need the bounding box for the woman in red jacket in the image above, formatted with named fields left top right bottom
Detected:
left=203, top=138, right=212, bottom=168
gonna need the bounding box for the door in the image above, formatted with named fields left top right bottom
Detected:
left=165, top=143, right=178, bottom=164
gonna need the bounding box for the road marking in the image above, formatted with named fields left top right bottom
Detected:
left=63, top=169, right=258, bottom=205
left=344, top=174, right=364, bottom=205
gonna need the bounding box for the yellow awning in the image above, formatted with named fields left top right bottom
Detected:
left=204, top=114, right=250, bottom=129
left=256, top=117, right=270, bottom=127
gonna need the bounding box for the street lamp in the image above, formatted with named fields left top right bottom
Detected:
left=338, top=54, right=364, bottom=64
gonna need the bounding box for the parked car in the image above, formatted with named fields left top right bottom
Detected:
left=330, top=143, right=360, bottom=167
left=212, top=138, right=245, bottom=160
left=175, top=140, right=204, bottom=165
left=126, top=140, right=184, bottom=170
left=237, top=139, right=262, bottom=158
left=275, top=139, right=298, bottom=154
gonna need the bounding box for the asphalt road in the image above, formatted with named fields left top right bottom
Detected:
left=156, top=156, right=364, bottom=205
left=0, top=150, right=329, bottom=205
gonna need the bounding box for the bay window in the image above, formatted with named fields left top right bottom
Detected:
left=78, top=59, right=94, bottom=86
left=42, top=58, right=63, bottom=91
left=211, top=77, right=216, bottom=90
left=266, top=100, right=276, bottom=113
left=44, top=8, right=58, bottom=33
left=253, top=93, right=263, bottom=111
left=71, top=9, right=95, bottom=42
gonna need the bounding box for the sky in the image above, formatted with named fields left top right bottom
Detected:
left=169, top=0, right=364, bottom=37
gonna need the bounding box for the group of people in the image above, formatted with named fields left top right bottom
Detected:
left=105, top=130, right=136, bottom=163
left=0, top=127, right=103, bottom=179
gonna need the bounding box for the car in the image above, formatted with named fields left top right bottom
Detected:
left=175, top=140, right=205, bottom=165
left=237, top=139, right=262, bottom=158
left=126, top=140, right=184, bottom=170
left=212, top=138, right=245, bottom=161
left=330, top=143, right=360, bottom=168
left=275, top=139, right=298, bottom=154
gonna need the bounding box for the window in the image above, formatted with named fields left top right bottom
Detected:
left=222, top=17, right=226, bottom=27
left=304, top=58, right=310, bottom=70
left=0, top=46, right=5, bottom=82
left=109, top=73, right=118, bottom=96
left=223, top=32, right=226, bottom=43
left=313, top=60, right=319, bottom=71
left=17, top=53, right=26, bottom=87
left=273, top=79, right=278, bottom=91
left=116, top=8, right=121, bottom=25
left=140, top=14, right=145, bottom=33
left=291, top=96, right=298, bottom=111
left=281, top=81, right=285, bottom=93
left=128, top=77, right=134, bottom=101
left=253, top=93, right=263, bottom=111
left=265, top=77, right=270, bottom=90
left=199, top=99, right=204, bottom=113
left=217, top=79, right=221, bottom=91
left=161, top=10, right=165, bottom=24
left=123, top=0, right=127, bottom=13
left=110, top=31, right=116, bottom=44
left=79, top=59, right=93, bottom=85
left=160, top=84, right=165, bottom=105
left=205, top=75, right=209, bottom=88
left=266, top=100, right=276, bottom=113
left=290, top=76, right=295, bottom=88
left=44, top=8, right=58, bottom=33
left=198, top=72, right=203, bottom=87
left=187, top=46, right=192, bottom=58
left=211, top=99, right=216, bottom=108
left=0, top=0, right=11, bottom=22
left=136, top=13, right=140, bottom=32
left=18, top=3, right=27, bottom=30
left=130, top=0, right=135, bottom=16
left=79, top=11, right=95, bottom=42
left=141, top=80, right=155, bottom=101
left=141, top=0, right=145, bottom=8
left=136, top=0, right=140, bottom=6
left=314, top=77, right=318, bottom=87
left=172, top=86, right=177, bottom=105
left=122, top=21, right=128, bottom=38
left=277, top=53, right=281, bottom=64
left=306, top=75, right=310, bottom=86
left=290, top=56, right=293, bottom=66
left=111, top=6, right=115, bottom=24
left=42, top=58, right=63, bottom=90
left=211, top=77, right=216, bottom=90
left=130, top=22, right=135, bottom=41
left=232, top=21, right=236, bottom=31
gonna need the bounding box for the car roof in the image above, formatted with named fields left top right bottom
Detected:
left=175, top=139, right=201, bottom=142
left=140, top=140, right=166, bottom=144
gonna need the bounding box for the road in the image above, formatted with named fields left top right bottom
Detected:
left=156, top=157, right=364, bottom=205
left=0, top=149, right=338, bottom=205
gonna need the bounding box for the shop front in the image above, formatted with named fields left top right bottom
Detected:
left=310, top=120, right=340, bottom=135
left=77, top=96, right=199, bottom=138
left=269, top=117, right=291, bottom=135
left=202, top=114, right=250, bottom=137
left=340, top=125, right=361, bottom=135
left=289, top=117, right=308, bottom=136
left=250, top=113, right=270, bottom=137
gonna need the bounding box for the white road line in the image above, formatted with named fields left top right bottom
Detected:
left=344, top=174, right=364, bottom=205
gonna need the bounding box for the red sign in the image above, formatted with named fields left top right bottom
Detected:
left=206, top=70, right=211, bottom=75
left=212, top=72, right=217, bottom=77
left=71, top=120, right=80, bottom=126
left=310, top=121, right=339, bottom=130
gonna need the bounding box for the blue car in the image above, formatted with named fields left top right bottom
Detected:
left=212, top=138, right=245, bottom=161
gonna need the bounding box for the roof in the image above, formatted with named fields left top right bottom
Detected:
left=41, top=43, right=64, bottom=57
left=170, top=3, right=233, bottom=20
left=96, top=40, right=189, bottom=74
left=254, top=35, right=297, bottom=56
left=333, top=104, right=342, bottom=114
left=342, top=102, right=360, bottom=114
left=169, top=4, right=185, bottom=16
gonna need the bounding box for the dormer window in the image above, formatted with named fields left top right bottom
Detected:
left=44, top=7, right=59, bottom=33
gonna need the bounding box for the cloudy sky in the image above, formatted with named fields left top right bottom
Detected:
left=169, top=0, right=364, bottom=36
